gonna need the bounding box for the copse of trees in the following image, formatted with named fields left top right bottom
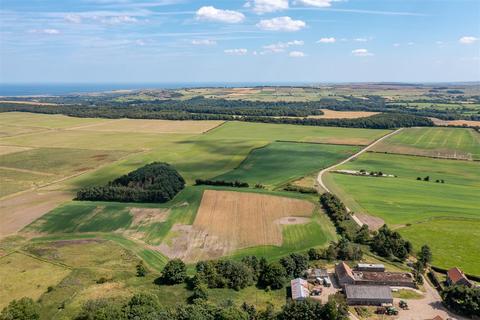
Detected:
left=76, top=162, right=185, bottom=203
left=319, top=193, right=362, bottom=241
left=442, top=285, right=480, bottom=317
left=371, top=225, right=412, bottom=261
left=158, top=259, right=187, bottom=285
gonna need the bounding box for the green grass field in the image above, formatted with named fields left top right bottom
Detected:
left=372, top=127, right=480, bottom=160
left=326, top=152, right=480, bottom=274
left=216, top=142, right=360, bottom=188
left=399, top=219, right=480, bottom=275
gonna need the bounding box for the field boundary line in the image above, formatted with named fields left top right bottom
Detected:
left=0, top=166, right=56, bottom=176
left=274, top=139, right=366, bottom=147
left=202, top=120, right=227, bottom=134
left=365, top=150, right=479, bottom=162
left=15, top=250, right=73, bottom=270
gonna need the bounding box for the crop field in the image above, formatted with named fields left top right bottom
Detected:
left=371, top=127, right=480, bottom=160
left=308, top=109, right=379, bottom=119
left=206, top=121, right=391, bottom=146
left=399, top=219, right=480, bottom=275
left=73, top=118, right=224, bottom=134
left=0, top=252, right=71, bottom=309
left=216, top=142, right=360, bottom=188
left=326, top=152, right=480, bottom=273
left=0, top=145, right=31, bottom=155
left=0, top=112, right=110, bottom=129
left=179, top=190, right=315, bottom=260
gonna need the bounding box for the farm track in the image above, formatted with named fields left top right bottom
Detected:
left=315, top=128, right=403, bottom=226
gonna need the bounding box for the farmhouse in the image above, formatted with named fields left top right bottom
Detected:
left=446, top=267, right=472, bottom=287
left=335, top=262, right=414, bottom=288
left=291, top=278, right=310, bottom=301
left=344, top=284, right=393, bottom=306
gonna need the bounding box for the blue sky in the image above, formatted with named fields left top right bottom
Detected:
left=0, top=0, right=479, bottom=83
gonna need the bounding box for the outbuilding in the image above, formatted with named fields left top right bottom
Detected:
left=291, top=278, right=310, bottom=301
left=345, top=285, right=393, bottom=306
left=357, top=263, right=385, bottom=272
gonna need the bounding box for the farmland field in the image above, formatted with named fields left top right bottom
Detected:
left=325, top=152, right=480, bottom=273
left=371, top=127, right=480, bottom=160
left=0, top=252, right=71, bottom=309
left=399, top=219, right=480, bottom=275
left=216, top=142, right=360, bottom=188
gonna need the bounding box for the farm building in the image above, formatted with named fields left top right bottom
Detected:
left=291, top=278, right=310, bottom=301
left=306, top=268, right=329, bottom=284
left=446, top=267, right=472, bottom=287
left=344, top=284, right=393, bottom=306
left=336, top=262, right=414, bottom=288
left=357, top=263, right=385, bottom=272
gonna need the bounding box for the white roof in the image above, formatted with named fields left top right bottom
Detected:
left=291, top=278, right=310, bottom=300
left=357, top=263, right=385, bottom=268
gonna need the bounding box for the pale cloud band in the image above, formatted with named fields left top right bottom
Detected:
left=257, top=16, right=306, bottom=31
left=352, top=48, right=373, bottom=56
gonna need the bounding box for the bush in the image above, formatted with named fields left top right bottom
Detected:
left=159, top=259, right=187, bottom=285
left=442, top=285, right=480, bottom=317
left=195, top=179, right=249, bottom=188
left=0, top=298, right=40, bottom=320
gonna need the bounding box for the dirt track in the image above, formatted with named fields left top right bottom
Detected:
left=315, top=129, right=403, bottom=227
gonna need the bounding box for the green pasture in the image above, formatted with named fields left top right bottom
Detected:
left=0, top=168, right=55, bottom=197
left=216, top=141, right=360, bottom=188
left=206, top=121, right=391, bottom=146
left=373, top=127, right=480, bottom=160
left=399, top=219, right=480, bottom=275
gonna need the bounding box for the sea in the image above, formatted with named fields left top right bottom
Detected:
left=0, top=82, right=311, bottom=97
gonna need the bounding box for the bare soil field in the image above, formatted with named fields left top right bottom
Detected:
left=354, top=212, right=384, bottom=231
left=430, top=117, right=480, bottom=127
left=0, top=191, right=71, bottom=237
left=73, top=119, right=225, bottom=134
left=129, top=207, right=169, bottom=226
left=308, top=109, right=379, bottom=119
left=159, top=190, right=314, bottom=262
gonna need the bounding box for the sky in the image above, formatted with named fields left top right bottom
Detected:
left=0, top=0, right=479, bottom=83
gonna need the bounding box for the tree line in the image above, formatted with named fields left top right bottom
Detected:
left=319, top=193, right=412, bottom=262
left=76, top=162, right=185, bottom=203
left=0, top=102, right=434, bottom=129
left=195, top=179, right=249, bottom=188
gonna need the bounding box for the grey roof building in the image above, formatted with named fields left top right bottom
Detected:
left=291, top=278, right=310, bottom=301
left=345, top=285, right=393, bottom=306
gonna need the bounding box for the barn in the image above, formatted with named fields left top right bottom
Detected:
left=345, top=285, right=393, bottom=306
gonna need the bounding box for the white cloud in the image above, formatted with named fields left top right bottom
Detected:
left=65, top=14, right=82, bottom=23
left=224, top=48, right=248, bottom=55
left=317, top=37, right=336, bottom=43
left=459, top=36, right=478, bottom=45
left=256, top=16, right=306, bottom=32
left=289, top=51, right=305, bottom=57
left=196, top=6, right=245, bottom=23
left=294, top=0, right=333, bottom=8
left=29, top=28, right=60, bottom=35
left=352, top=48, right=373, bottom=56
left=245, top=0, right=288, bottom=14
left=192, top=39, right=217, bottom=46
left=393, top=43, right=400, bottom=47
left=101, top=15, right=138, bottom=24
left=135, top=39, right=146, bottom=46
left=354, top=37, right=368, bottom=42
left=262, top=40, right=303, bottom=53
left=407, top=41, right=414, bottom=46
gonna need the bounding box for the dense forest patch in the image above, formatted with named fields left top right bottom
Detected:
left=76, top=162, right=185, bottom=203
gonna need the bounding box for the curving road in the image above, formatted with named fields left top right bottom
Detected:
left=316, top=128, right=404, bottom=194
